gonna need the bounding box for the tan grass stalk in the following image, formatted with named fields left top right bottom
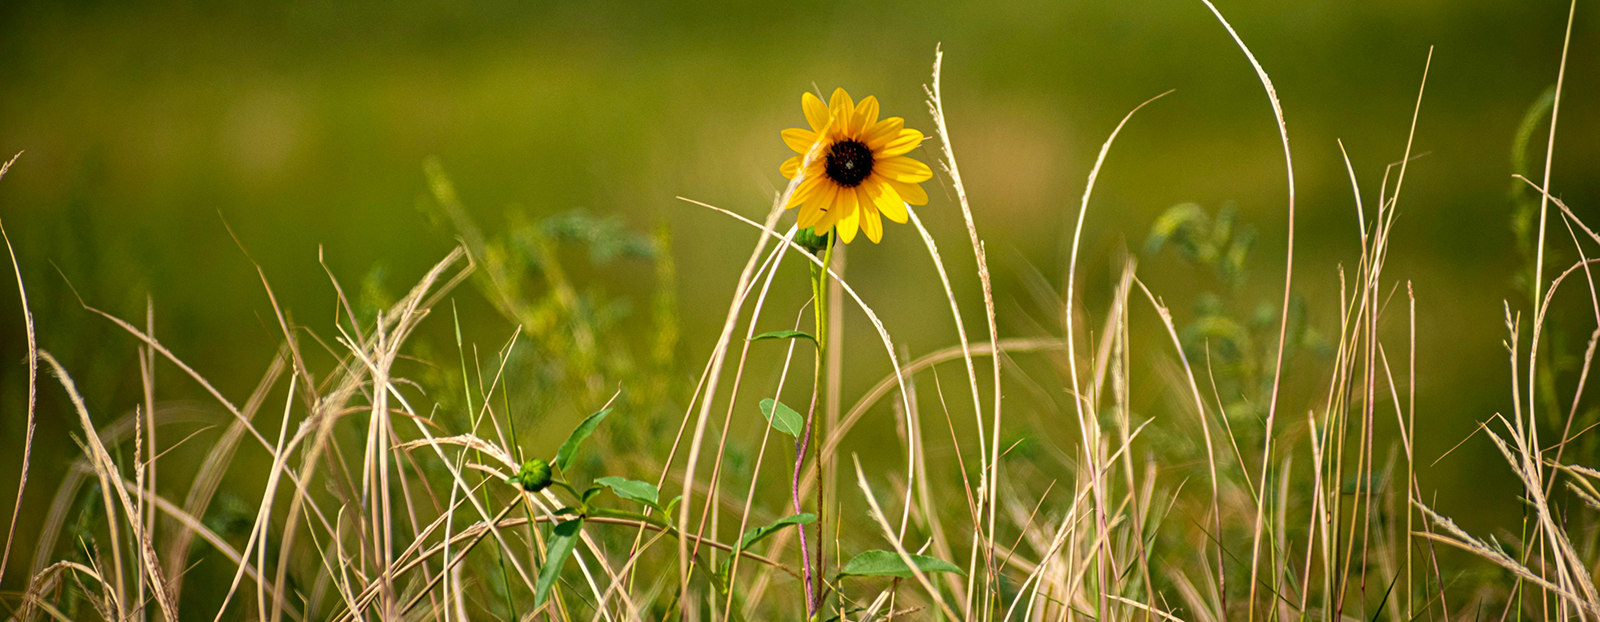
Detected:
left=923, top=48, right=1006, bottom=621
left=0, top=212, right=37, bottom=589
left=38, top=351, right=179, bottom=622
left=1196, top=4, right=1300, bottom=618
left=852, top=456, right=962, bottom=621
left=1531, top=0, right=1578, bottom=308
left=674, top=194, right=790, bottom=612
left=1061, top=89, right=1170, bottom=619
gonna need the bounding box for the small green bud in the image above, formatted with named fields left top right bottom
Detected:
left=511, top=458, right=553, bottom=492
left=794, top=227, right=833, bottom=255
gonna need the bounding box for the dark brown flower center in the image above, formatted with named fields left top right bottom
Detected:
left=824, top=140, right=873, bottom=187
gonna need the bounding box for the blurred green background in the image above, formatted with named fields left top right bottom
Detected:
left=1, top=0, right=1598, bottom=600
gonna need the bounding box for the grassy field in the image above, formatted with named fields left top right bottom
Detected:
left=3, top=1, right=1600, bottom=621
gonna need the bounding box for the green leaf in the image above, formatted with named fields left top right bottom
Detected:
left=749, top=330, right=817, bottom=345
left=595, top=476, right=660, bottom=506
left=554, top=408, right=612, bottom=471
left=737, top=513, right=815, bottom=552
left=758, top=399, right=804, bottom=437
left=535, top=519, right=584, bottom=606
left=839, top=550, right=965, bottom=579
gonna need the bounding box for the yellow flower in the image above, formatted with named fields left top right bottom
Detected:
left=779, top=88, right=931, bottom=244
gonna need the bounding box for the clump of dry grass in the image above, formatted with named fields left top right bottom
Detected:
left=2, top=2, right=1597, bottom=621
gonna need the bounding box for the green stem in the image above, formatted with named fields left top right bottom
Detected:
left=808, top=233, right=835, bottom=617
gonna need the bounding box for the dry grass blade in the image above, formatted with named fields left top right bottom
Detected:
left=0, top=216, right=38, bottom=588
left=36, top=351, right=179, bottom=622
left=852, top=455, right=962, bottom=621
left=1532, top=0, right=1579, bottom=307
left=1197, top=3, right=1300, bottom=617
left=924, top=47, right=1005, bottom=618
left=1060, top=88, right=1170, bottom=618
left=673, top=192, right=790, bottom=612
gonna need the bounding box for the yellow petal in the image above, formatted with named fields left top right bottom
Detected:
left=836, top=205, right=860, bottom=244
left=853, top=96, right=880, bottom=136
left=864, top=117, right=905, bottom=150
left=813, top=201, right=843, bottom=233
left=780, top=155, right=802, bottom=179
left=787, top=176, right=822, bottom=207
left=860, top=199, right=884, bottom=244
left=880, top=129, right=925, bottom=156
left=875, top=156, right=933, bottom=183
left=835, top=182, right=859, bottom=220
left=867, top=179, right=908, bottom=223
left=798, top=183, right=837, bottom=227
left=782, top=128, right=819, bottom=154
left=829, top=88, right=855, bottom=135
left=886, top=179, right=928, bottom=206
left=802, top=92, right=830, bottom=133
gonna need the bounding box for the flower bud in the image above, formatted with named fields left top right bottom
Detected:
left=511, top=458, right=553, bottom=492
left=795, top=227, right=833, bottom=255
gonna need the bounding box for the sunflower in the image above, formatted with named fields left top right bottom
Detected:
left=779, top=88, right=932, bottom=244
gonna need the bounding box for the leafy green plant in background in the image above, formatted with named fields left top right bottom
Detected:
left=1508, top=86, right=1594, bottom=438
left=1144, top=202, right=1327, bottom=430
left=418, top=157, right=680, bottom=466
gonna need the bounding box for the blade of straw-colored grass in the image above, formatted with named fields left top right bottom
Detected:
left=924, top=47, right=1005, bottom=621
left=136, top=297, right=156, bottom=618
left=852, top=455, right=962, bottom=621
left=1522, top=272, right=1600, bottom=610
left=674, top=193, right=790, bottom=614
left=1109, top=595, right=1192, bottom=622
left=334, top=355, right=540, bottom=620
left=38, top=351, right=179, bottom=622
left=211, top=375, right=308, bottom=622
left=1500, top=306, right=1581, bottom=614
left=1061, top=88, right=1170, bottom=619
left=173, top=347, right=282, bottom=593
left=1406, top=284, right=1417, bottom=620
left=1362, top=50, right=1433, bottom=620
left=1532, top=0, right=1578, bottom=308
left=1131, top=277, right=1223, bottom=608
left=686, top=213, right=799, bottom=585
left=638, top=230, right=791, bottom=605
left=907, top=181, right=990, bottom=567
left=116, top=474, right=305, bottom=620
left=1413, top=503, right=1587, bottom=610
left=21, top=560, right=107, bottom=622
left=904, top=207, right=987, bottom=617
left=222, top=217, right=322, bottom=408
left=1514, top=179, right=1600, bottom=487
left=722, top=306, right=807, bottom=622
left=0, top=214, right=37, bottom=589
left=1006, top=424, right=1149, bottom=622
left=1197, top=3, right=1300, bottom=618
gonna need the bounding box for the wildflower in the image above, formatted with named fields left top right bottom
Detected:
left=780, top=88, right=931, bottom=244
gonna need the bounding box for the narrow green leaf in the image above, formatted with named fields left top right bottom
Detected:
left=839, top=550, right=965, bottom=579
left=749, top=330, right=817, bottom=345
left=758, top=399, right=804, bottom=437
left=596, top=476, right=659, bottom=505
left=535, top=519, right=584, bottom=606
left=553, top=408, right=611, bottom=471
left=737, top=513, right=815, bottom=552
